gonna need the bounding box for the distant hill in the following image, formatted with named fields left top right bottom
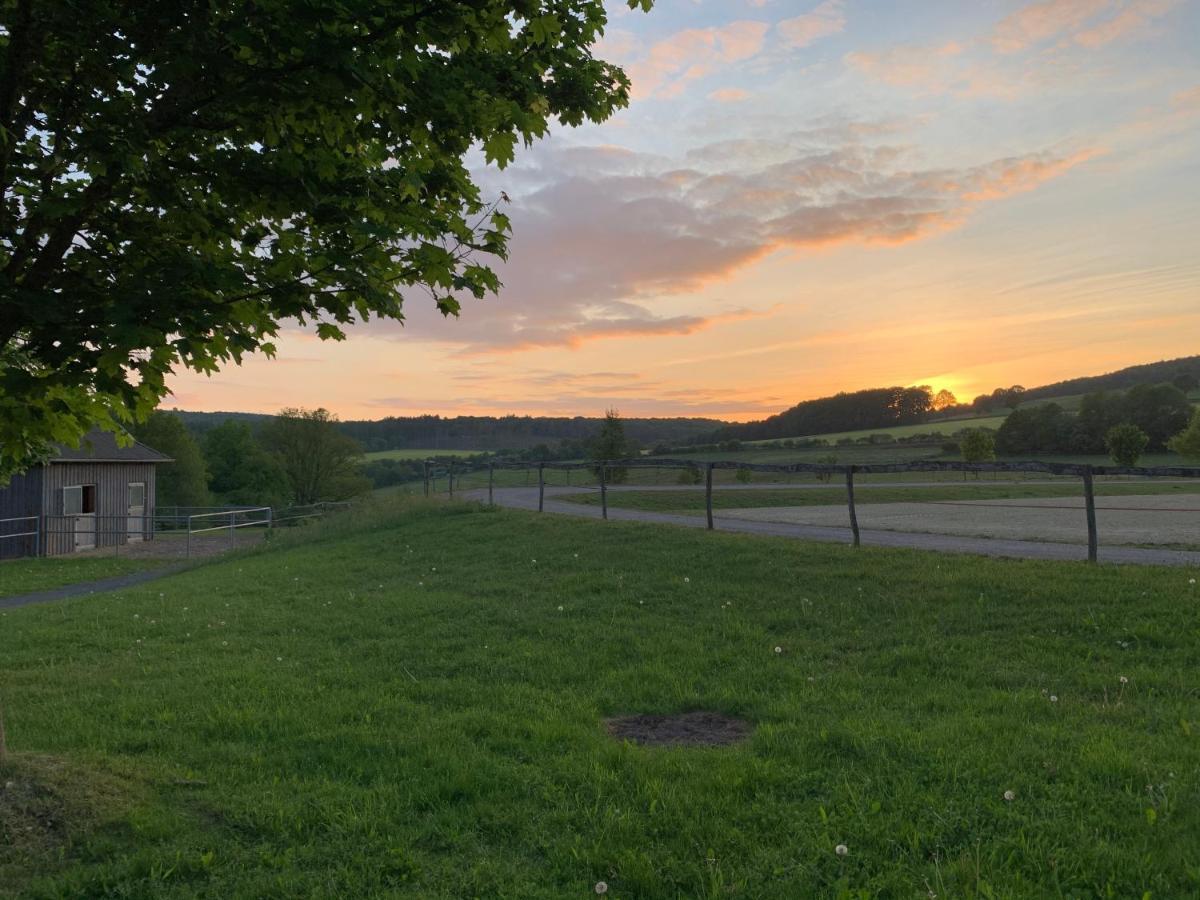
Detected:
left=711, top=387, right=932, bottom=444
left=165, top=355, right=1198, bottom=451
left=1021, top=355, right=1199, bottom=402
left=704, top=355, right=1200, bottom=444
left=337, top=415, right=726, bottom=452
left=166, top=409, right=725, bottom=452
left=167, top=410, right=273, bottom=436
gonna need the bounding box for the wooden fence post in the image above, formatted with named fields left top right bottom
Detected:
left=1082, top=465, right=1098, bottom=563
left=422, top=461, right=429, bottom=497
left=705, top=462, right=714, bottom=530
left=846, top=465, right=861, bottom=547
left=600, top=465, right=608, bottom=520
left=448, top=461, right=454, bottom=497
left=488, top=463, right=494, bottom=506
left=538, top=463, right=545, bottom=512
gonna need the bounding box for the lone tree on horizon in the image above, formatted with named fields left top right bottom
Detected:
left=0, top=0, right=654, bottom=478
left=590, top=408, right=633, bottom=484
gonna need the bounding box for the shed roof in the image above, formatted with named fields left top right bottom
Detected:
left=50, top=428, right=172, bottom=464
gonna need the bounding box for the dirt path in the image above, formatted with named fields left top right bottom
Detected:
left=0, top=564, right=190, bottom=611
left=471, top=486, right=1200, bottom=567
left=720, top=494, right=1200, bottom=547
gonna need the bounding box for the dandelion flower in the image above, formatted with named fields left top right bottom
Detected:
left=1003, top=790, right=1015, bottom=802
left=835, top=844, right=848, bottom=856
left=594, top=883, right=608, bottom=895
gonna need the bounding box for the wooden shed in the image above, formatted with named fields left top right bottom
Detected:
left=0, top=429, right=171, bottom=559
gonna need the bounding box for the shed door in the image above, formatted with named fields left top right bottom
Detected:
left=63, top=484, right=97, bottom=550
left=127, top=482, right=146, bottom=542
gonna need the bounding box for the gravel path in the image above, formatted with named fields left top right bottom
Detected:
left=0, top=564, right=189, bottom=611
left=472, top=486, right=1200, bottom=567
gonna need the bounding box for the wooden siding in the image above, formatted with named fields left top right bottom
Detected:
left=40, top=462, right=158, bottom=557
left=0, top=466, right=43, bottom=560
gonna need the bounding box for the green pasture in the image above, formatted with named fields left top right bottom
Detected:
left=746, top=414, right=1008, bottom=447
left=2, top=501, right=1199, bottom=897
left=363, top=448, right=481, bottom=461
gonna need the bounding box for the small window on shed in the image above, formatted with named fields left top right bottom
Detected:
left=64, top=484, right=97, bottom=515
left=129, top=482, right=145, bottom=508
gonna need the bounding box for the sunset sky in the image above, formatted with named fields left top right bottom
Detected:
left=165, top=0, right=1200, bottom=422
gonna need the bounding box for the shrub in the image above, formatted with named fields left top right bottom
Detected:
left=735, top=466, right=753, bottom=484
left=1104, top=423, right=1149, bottom=467
left=1168, top=409, right=1200, bottom=460
left=814, top=454, right=837, bottom=483
left=941, top=441, right=961, bottom=456
left=960, top=429, right=996, bottom=463
left=677, top=465, right=703, bottom=485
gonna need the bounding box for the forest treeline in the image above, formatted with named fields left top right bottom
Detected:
left=174, top=411, right=722, bottom=452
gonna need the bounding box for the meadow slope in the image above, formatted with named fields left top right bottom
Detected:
left=1, top=501, right=1198, bottom=898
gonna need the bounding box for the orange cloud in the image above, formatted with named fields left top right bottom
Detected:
left=709, top=87, right=752, bottom=103
left=990, top=0, right=1109, bottom=53
left=1073, top=0, right=1181, bottom=47
left=627, top=21, right=769, bottom=100
left=383, top=132, right=1098, bottom=354
left=460, top=306, right=781, bottom=356
left=958, top=148, right=1102, bottom=201
left=777, top=0, right=846, bottom=49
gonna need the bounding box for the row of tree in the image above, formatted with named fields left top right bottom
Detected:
left=134, top=409, right=370, bottom=509
left=994, top=384, right=1193, bottom=456
left=713, top=386, right=938, bottom=443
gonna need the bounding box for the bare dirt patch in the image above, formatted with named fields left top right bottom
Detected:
left=0, top=754, right=142, bottom=889
left=605, top=711, right=752, bottom=747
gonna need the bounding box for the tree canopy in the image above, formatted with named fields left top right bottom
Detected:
left=131, top=411, right=210, bottom=508
left=0, top=0, right=651, bottom=477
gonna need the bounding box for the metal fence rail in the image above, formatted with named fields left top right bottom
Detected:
left=0, top=515, right=40, bottom=559
left=422, top=457, right=1200, bottom=564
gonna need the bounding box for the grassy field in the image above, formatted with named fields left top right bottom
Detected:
left=0, top=555, right=167, bottom=599
left=747, top=414, right=1008, bottom=447
left=364, top=448, right=481, bottom=461
left=557, top=480, right=1200, bottom=514
left=2, top=501, right=1199, bottom=897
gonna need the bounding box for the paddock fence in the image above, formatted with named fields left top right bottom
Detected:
left=1, top=501, right=355, bottom=561
left=419, top=457, right=1200, bottom=563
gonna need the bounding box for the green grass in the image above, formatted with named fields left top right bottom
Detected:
left=747, top=414, right=1009, bottom=447
left=364, top=448, right=481, bottom=461
left=2, top=501, right=1199, bottom=897
left=0, top=555, right=166, bottom=599
left=557, top=480, right=1200, bottom=514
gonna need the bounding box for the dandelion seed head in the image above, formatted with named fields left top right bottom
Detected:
left=1003, top=790, right=1015, bottom=802
left=774, top=646, right=783, bottom=654
left=835, top=844, right=848, bottom=856
left=594, top=883, right=608, bottom=895
left=1050, top=695, right=1058, bottom=702
left=1119, top=675, right=1129, bottom=684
